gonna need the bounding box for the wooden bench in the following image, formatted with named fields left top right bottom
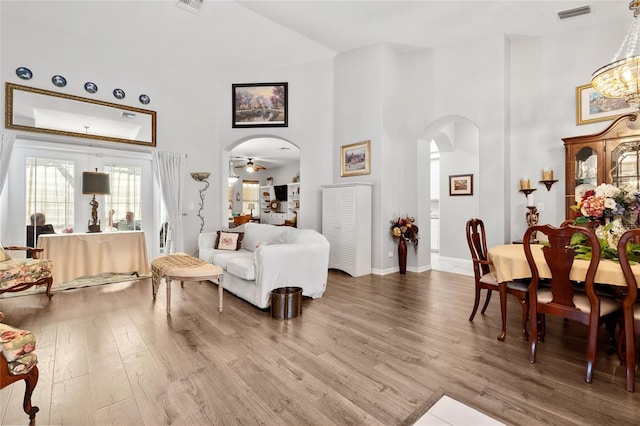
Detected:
left=151, top=253, right=224, bottom=314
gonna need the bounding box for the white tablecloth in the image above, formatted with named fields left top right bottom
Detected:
left=38, top=231, right=149, bottom=285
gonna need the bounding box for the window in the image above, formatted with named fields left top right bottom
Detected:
left=242, top=180, right=259, bottom=215
left=25, top=157, right=75, bottom=232
left=104, top=163, right=142, bottom=230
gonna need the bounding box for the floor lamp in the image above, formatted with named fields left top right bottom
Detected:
left=82, top=169, right=110, bottom=233
left=191, top=172, right=211, bottom=234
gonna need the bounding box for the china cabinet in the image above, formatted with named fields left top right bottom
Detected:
left=321, top=183, right=372, bottom=277
left=563, top=114, right=640, bottom=219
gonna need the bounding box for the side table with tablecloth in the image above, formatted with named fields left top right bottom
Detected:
left=38, top=231, right=149, bottom=286
left=151, top=253, right=224, bottom=314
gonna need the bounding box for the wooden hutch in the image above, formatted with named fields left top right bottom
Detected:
left=563, top=114, right=640, bottom=220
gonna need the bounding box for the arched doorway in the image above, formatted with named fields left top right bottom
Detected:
left=418, top=116, right=478, bottom=274
left=224, top=137, right=300, bottom=227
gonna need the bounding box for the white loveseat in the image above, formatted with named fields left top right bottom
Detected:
left=198, top=222, right=330, bottom=309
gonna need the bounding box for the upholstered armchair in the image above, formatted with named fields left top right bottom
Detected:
left=0, top=312, right=40, bottom=421
left=0, top=245, right=53, bottom=299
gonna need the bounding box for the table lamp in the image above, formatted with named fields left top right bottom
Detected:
left=248, top=202, right=255, bottom=218
left=82, top=169, right=110, bottom=233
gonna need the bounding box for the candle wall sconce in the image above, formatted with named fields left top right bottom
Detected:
left=539, top=168, right=558, bottom=191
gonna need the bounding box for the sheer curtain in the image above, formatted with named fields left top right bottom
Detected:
left=153, top=151, right=185, bottom=253
left=0, top=132, right=15, bottom=196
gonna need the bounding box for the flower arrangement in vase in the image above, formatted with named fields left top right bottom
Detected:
left=390, top=216, right=419, bottom=246
left=570, top=183, right=640, bottom=260
left=390, top=216, right=419, bottom=274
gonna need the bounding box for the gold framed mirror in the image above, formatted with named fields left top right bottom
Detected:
left=5, top=82, right=156, bottom=147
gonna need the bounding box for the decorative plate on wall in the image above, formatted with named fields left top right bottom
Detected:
left=84, top=82, right=98, bottom=93
left=139, top=94, right=150, bottom=105
left=16, top=67, right=33, bottom=80
left=51, top=75, right=67, bottom=87
left=113, top=88, right=125, bottom=99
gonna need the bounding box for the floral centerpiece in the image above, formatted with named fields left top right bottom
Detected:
left=390, top=216, right=419, bottom=247
left=570, top=183, right=640, bottom=260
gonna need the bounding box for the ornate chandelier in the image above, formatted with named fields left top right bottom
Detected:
left=591, top=1, right=640, bottom=109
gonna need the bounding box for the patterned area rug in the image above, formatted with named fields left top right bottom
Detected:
left=0, top=272, right=151, bottom=299
left=402, top=389, right=506, bottom=426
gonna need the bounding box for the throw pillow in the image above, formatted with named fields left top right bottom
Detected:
left=215, top=231, right=244, bottom=251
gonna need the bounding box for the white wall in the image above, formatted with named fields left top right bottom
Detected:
left=333, top=45, right=383, bottom=270
left=431, top=35, right=509, bottom=253
left=510, top=22, right=631, bottom=242
left=439, top=122, right=480, bottom=257
left=218, top=59, right=334, bottom=233
left=0, top=6, right=218, bottom=254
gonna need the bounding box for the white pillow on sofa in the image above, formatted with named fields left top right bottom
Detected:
left=242, top=223, right=288, bottom=251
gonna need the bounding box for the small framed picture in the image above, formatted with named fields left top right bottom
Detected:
left=576, top=84, right=635, bottom=125
left=232, top=82, right=288, bottom=128
left=341, top=140, right=371, bottom=177
left=449, top=174, right=473, bottom=196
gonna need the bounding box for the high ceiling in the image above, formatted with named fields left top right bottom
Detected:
left=7, top=1, right=632, bottom=76
left=5, top=1, right=633, bottom=167
left=239, top=1, right=631, bottom=54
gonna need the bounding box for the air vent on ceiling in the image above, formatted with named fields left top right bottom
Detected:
left=121, top=112, right=136, bottom=119
left=177, top=0, right=203, bottom=14
left=558, top=5, right=591, bottom=20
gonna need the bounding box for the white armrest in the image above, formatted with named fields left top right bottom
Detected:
left=253, top=242, right=330, bottom=306
left=198, top=232, right=217, bottom=251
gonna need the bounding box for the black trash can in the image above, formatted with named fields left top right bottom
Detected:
left=270, top=287, right=303, bottom=319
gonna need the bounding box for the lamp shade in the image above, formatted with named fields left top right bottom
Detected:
left=82, top=171, right=111, bottom=195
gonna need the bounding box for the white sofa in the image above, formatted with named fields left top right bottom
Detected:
left=198, top=222, right=330, bottom=309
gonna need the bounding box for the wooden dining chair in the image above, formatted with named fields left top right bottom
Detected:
left=523, top=224, right=622, bottom=384
left=616, top=229, right=640, bottom=392
left=466, top=218, right=529, bottom=341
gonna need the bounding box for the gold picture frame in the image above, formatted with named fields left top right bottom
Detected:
left=576, top=84, right=635, bottom=125
left=6, top=82, right=156, bottom=147
left=340, top=140, right=371, bottom=177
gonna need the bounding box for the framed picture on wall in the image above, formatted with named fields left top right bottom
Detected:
left=449, top=174, right=473, bottom=196
left=576, top=84, right=635, bottom=125
left=341, top=140, right=371, bottom=177
left=232, top=82, right=288, bottom=128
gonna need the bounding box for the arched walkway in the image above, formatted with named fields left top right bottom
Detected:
left=417, top=115, right=479, bottom=274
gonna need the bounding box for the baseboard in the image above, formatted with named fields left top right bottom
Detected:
left=371, top=264, right=433, bottom=275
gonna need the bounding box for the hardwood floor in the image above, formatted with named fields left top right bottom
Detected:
left=1, top=269, right=639, bottom=425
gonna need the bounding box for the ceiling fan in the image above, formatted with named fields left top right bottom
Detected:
left=234, top=157, right=266, bottom=172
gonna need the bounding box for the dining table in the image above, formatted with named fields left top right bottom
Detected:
left=487, top=243, right=640, bottom=341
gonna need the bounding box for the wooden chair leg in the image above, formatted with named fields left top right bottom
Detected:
left=585, top=313, right=600, bottom=384
left=480, top=289, right=492, bottom=314
left=519, top=297, right=529, bottom=341
left=22, top=365, right=40, bottom=420
left=529, top=309, right=538, bottom=364
left=44, top=277, right=53, bottom=300
left=468, top=286, right=482, bottom=321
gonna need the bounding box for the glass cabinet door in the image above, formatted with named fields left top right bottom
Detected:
left=574, top=146, right=598, bottom=194
left=610, top=141, right=640, bottom=190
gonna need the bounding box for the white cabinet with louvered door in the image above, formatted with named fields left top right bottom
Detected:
left=322, top=183, right=372, bottom=277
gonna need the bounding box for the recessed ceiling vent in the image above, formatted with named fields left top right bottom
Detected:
left=558, top=5, right=591, bottom=20
left=177, top=0, right=203, bottom=14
